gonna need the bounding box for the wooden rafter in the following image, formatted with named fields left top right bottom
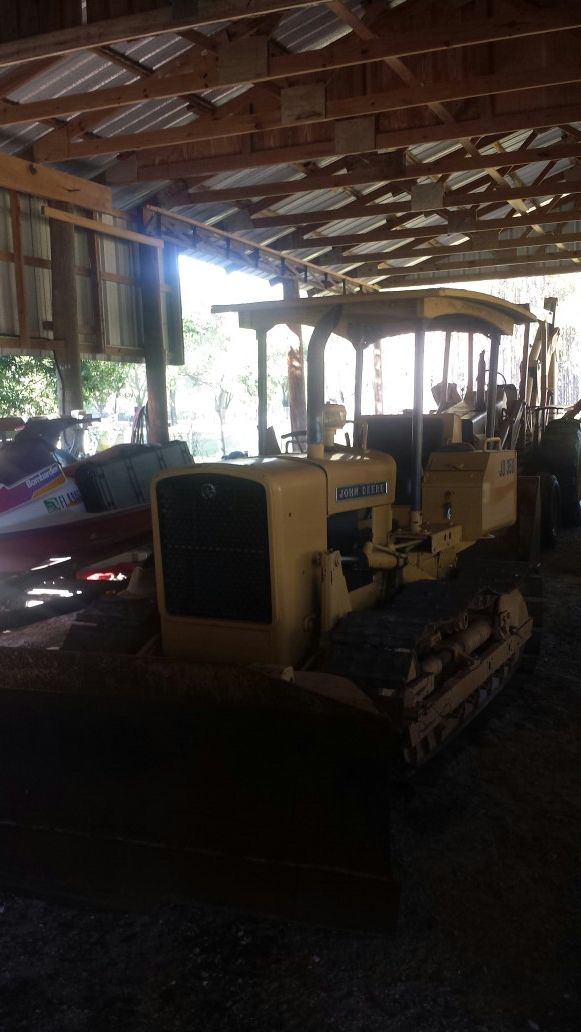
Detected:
left=1, top=5, right=579, bottom=129
left=146, top=205, right=377, bottom=294
left=105, top=103, right=581, bottom=186
left=0, top=0, right=578, bottom=292
left=0, top=151, right=111, bottom=211
left=0, top=1, right=320, bottom=69
left=348, top=230, right=581, bottom=267
left=161, top=144, right=580, bottom=210
left=31, top=62, right=581, bottom=163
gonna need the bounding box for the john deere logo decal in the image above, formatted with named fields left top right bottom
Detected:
left=201, top=482, right=217, bottom=501
left=336, top=481, right=388, bottom=502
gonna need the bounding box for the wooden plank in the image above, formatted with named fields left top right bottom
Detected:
left=139, top=243, right=169, bottom=445
left=374, top=261, right=581, bottom=288
left=294, top=189, right=581, bottom=246
left=335, top=116, right=376, bottom=155
left=252, top=191, right=581, bottom=225
left=41, top=206, right=163, bottom=247
left=9, top=192, right=28, bottom=345
left=186, top=172, right=577, bottom=212
left=147, top=205, right=377, bottom=292
left=50, top=214, right=83, bottom=413
left=379, top=248, right=581, bottom=276
left=106, top=101, right=581, bottom=185
left=0, top=151, right=112, bottom=211
left=370, top=230, right=581, bottom=264
left=0, top=2, right=318, bottom=69
left=87, top=216, right=105, bottom=355
left=32, top=64, right=581, bottom=161
left=280, top=83, right=326, bottom=125
left=0, top=0, right=577, bottom=80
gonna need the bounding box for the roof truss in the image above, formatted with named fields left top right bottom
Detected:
left=0, top=0, right=580, bottom=290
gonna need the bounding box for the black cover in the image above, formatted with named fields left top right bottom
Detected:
left=75, top=441, right=192, bottom=512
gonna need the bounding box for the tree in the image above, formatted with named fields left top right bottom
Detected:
left=80, top=360, right=129, bottom=416
left=181, top=312, right=254, bottom=451
left=215, top=384, right=233, bottom=455
left=0, top=356, right=57, bottom=417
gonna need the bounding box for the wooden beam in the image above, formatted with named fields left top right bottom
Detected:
left=146, top=205, right=377, bottom=293
left=380, top=248, right=581, bottom=276
left=32, top=64, right=581, bottom=162
left=371, top=230, right=581, bottom=264
left=41, top=206, right=163, bottom=248
left=9, top=192, right=28, bottom=346
left=0, top=1, right=319, bottom=69
left=113, top=109, right=581, bottom=186
left=375, top=261, right=581, bottom=288
left=293, top=191, right=581, bottom=247
left=106, top=102, right=581, bottom=185
left=136, top=160, right=576, bottom=213
left=49, top=213, right=83, bottom=413
left=0, top=152, right=112, bottom=211
left=3, top=5, right=581, bottom=127
left=139, top=243, right=170, bottom=445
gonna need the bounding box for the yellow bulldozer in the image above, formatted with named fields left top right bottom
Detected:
left=0, top=289, right=541, bottom=931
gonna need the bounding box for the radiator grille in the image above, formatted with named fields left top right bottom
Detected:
left=156, top=473, right=272, bottom=623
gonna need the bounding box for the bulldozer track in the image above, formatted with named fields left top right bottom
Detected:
left=323, top=559, right=543, bottom=767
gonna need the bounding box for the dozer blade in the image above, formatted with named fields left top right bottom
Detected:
left=0, top=649, right=398, bottom=932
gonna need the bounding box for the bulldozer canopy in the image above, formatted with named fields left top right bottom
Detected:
left=213, top=287, right=538, bottom=343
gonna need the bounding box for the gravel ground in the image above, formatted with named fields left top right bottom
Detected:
left=0, top=534, right=580, bottom=1032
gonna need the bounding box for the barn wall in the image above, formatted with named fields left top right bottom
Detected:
left=0, top=188, right=183, bottom=365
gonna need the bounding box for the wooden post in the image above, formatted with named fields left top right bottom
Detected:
left=466, top=331, right=474, bottom=400
left=540, top=320, right=548, bottom=433
left=518, top=322, right=531, bottom=450
left=139, top=242, right=169, bottom=444
left=282, top=277, right=306, bottom=448
left=354, top=340, right=365, bottom=419
left=411, top=325, right=425, bottom=531
left=49, top=212, right=83, bottom=414
left=257, top=328, right=268, bottom=455
left=10, top=192, right=29, bottom=348
left=440, top=329, right=451, bottom=410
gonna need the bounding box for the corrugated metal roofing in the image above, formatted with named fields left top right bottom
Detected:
left=0, top=0, right=579, bottom=291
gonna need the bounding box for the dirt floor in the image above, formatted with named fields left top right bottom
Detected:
left=0, top=534, right=580, bottom=1032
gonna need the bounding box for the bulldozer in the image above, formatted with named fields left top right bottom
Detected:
left=0, top=288, right=541, bottom=932
left=427, top=295, right=581, bottom=544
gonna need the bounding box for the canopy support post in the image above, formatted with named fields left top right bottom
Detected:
left=485, top=331, right=501, bottom=441
left=257, top=328, right=268, bottom=456
left=411, top=325, right=425, bottom=532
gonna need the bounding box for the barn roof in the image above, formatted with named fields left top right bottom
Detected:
left=2, top=0, right=581, bottom=294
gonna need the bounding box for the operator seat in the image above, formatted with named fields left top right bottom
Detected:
left=363, top=414, right=458, bottom=504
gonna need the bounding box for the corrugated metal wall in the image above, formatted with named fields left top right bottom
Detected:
left=0, top=187, right=183, bottom=364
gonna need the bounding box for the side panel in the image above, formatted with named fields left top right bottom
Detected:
left=422, top=450, right=517, bottom=540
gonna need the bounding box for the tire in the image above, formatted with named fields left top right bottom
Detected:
left=561, top=487, right=581, bottom=526
left=540, top=473, right=561, bottom=549
left=560, top=450, right=581, bottom=526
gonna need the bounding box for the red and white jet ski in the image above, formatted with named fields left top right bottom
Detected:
left=0, top=418, right=191, bottom=575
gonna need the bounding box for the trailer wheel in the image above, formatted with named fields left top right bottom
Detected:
left=540, top=473, right=561, bottom=549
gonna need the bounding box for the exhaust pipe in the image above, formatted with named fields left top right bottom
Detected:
left=307, top=306, right=343, bottom=459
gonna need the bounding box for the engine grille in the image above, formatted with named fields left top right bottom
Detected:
left=156, top=473, right=272, bottom=623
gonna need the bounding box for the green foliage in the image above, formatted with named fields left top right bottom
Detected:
left=0, top=355, right=58, bottom=417
left=0, top=354, right=146, bottom=419
left=182, top=312, right=290, bottom=402
left=80, top=360, right=130, bottom=416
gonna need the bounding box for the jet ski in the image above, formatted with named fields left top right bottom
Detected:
left=0, top=417, right=192, bottom=575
